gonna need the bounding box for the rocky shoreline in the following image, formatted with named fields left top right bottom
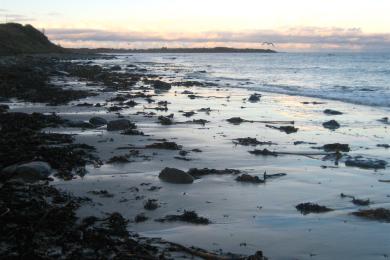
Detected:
left=0, top=55, right=267, bottom=259
left=1, top=54, right=389, bottom=259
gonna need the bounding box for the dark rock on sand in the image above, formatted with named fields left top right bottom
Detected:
left=156, top=210, right=210, bottom=224
left=236, top=174, right=265, bottom=184
left=324, top=109, right=343, bottom=115
left=107, top=119, right=135, bottom=131
left=146, top=142, right=181, bottom=150
left=249, top=149, right=278, bottom=156
left=1, top=161, right=51, bottom=182
left=159, top=167, right=194, bottom=184
left=227, top=117, right=245, bottom=125
left=296, top=203, right=333, bottom=215
left=89, top=116, right=107, bottom=127
left=352, top=208, right=390, bottom=222
left=322, top=143, right=350, bottom=152
left=248, top=93, right=262, bottom=103
left=345, top=156, right=387, bottom=169
left=323, top=120, right=340, bottom=130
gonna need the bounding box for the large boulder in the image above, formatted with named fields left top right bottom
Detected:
left=1, top=161, right=51, bottom=182
left=107, top=119, right=133, bottom=131
left=89, top=116, right=107, bottom=127
left=159, top=167, right=194, bottom=184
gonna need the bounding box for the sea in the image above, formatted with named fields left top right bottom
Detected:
left=108, top=52, right=390, bottom=108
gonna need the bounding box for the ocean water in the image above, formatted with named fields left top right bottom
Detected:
left=115, top=52, right=390, bottom=108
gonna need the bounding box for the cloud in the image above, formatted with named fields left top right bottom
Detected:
left=1, top=13, right=35, bottom=22
left=46, top=27, right=390, bottom=51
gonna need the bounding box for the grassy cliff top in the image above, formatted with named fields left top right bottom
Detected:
left=0, top=23, right=64, bottom=55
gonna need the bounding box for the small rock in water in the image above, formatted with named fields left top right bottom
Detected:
left=159, top=167, right=194, bottom=184
left=323, top=120, right=340, bottom=130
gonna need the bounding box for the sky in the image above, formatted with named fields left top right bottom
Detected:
left=1, top=0, right=390, bottom=51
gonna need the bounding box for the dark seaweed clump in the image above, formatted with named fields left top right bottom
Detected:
left=0, top=112, right=96, bottom=180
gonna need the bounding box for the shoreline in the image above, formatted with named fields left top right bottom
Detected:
left=1, top=54, right=389, bottom=259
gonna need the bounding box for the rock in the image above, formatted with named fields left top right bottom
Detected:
left=1, top=161, right=51, bottom=182
left=65, top=120, right=94, bottom=128
left=265, top=125, right=298, bottom=134
left=377, top=144, right=390, bottom=149
left=107, top=119, right=134, bottom=131
left=236, top=174, right=265, bottom=184
left=159, top=167, right=194, bottom=184
left=296, top=203, right=333, bottom=215
left=89, top=116, right=107, bottom=127
left=324, top=109, right=343, bottom=115
left=248, top=93, right=261, bottom=103
left=323, top=120, right=340, bottom=130
left=227, top=117, right=245, bottom=125
left=345, top=157, right=387, bottom=169
left=322, top=143, right=350, bottom=152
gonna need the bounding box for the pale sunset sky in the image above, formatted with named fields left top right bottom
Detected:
left=1, top=0, right=390, bottom=51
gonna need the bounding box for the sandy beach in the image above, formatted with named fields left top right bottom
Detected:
left=2, top=53, right=389, bottom=259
